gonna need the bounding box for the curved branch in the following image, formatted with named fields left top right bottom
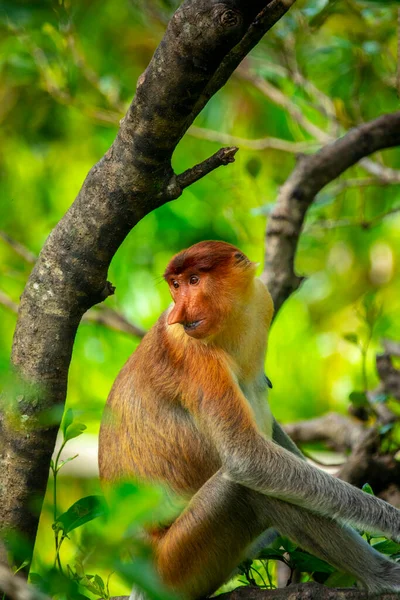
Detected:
left=0, top=576, right=397, bottom=600
left=284, top=413, right=366, bottom=453
left=0, top=0, right=296, bottom=566
left=261, top=111, right=400, bottom=313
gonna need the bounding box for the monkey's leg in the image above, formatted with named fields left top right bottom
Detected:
left=256, top=494, right=400, bottom=595
left=155, top=471, right=400, bottom=599
left=155, top=471, right=273, bottom=599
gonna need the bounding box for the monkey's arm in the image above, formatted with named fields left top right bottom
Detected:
left=272, top=418, right=304, bottom=460
left=193, top=372, right=400, bottom=542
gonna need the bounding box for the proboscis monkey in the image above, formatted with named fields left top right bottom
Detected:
left=99, top=241, right=400, bottom=598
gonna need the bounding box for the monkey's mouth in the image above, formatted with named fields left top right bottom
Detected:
left=183, top=320, right=203, bottom=331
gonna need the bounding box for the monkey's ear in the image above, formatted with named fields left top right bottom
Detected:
left=264, top=374, right=273, bottom=389
left=233, top=251, right=252, bottom=267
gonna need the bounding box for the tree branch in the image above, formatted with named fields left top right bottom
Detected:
left=188, top=125, right=316, bottom=153
left=176, top=146, right=238, bottom=189
left=0, top=287, right=146, bottom=339
left=0, top=566, right=48, bottom=600
left=218, top=582, right=400, bottom=599
left=0, top=234, right=146, bottom=338
left=0, top=230, right=36, bottom=264
left=261, top=111, right=400, bottom=313
left=109, top=583, right=400, bottom=600
left=284, top=413, right=365, bottom=453
left=83, top=307, right=146, bottom=338
left=191, top=0, right=297, bottom=118
left=239, top=62, right=400, bottom=185
left=0, top=578, right=398, bottom=600
left=0, top=290, right=19, bottom=314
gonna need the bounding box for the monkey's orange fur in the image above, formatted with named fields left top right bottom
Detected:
left=99, top=242, right=274, bottom=595
left=99, top=242, right=273, bottom=495
left=99, top=241, right=400, bottom=599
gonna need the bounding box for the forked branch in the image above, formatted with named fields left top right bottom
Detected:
left=261, top=111, right=400, bottom=312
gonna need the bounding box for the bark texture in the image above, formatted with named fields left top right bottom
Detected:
left=112, top=584, right=400, bottom=600
left=1, top=574, right=399, bottom=600
left=261, top=112, right=400, bottom=313
left=0, top=0, right=295, bottom=566
left=219, top=583, right=400, bottom=599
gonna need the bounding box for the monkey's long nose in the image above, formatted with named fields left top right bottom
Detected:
left=167, top=301, right=187, bottom=326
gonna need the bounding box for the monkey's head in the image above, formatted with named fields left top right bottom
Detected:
left=163, top=241, right=257, bottom=339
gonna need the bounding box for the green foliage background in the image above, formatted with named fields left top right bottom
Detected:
left=1, top=0, right=400, bottom=595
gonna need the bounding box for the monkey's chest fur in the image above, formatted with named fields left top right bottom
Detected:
left=99, top=361, right=271, bottom=499
left=99, top=390, right=220, bottom=495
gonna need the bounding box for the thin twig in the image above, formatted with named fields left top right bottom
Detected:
left=0, top=288, right=146, bottom=338
left=304, top=206, right=400, bottom=232
left=0, top=230, right=36, bottom=264
left=176, top=146, right=238, bottom=190
left=84, top=307, right=146, bottom=338
left=188, top=126, right=316, bottom=153
left=0, top=290, right=18, bottom=313
left=238, top=64, right=400, bottom=184
left=0, top=232, right=146, bottom=337
left=326, top=177, right=395, bottom=195
left=238, top=67, right=331, bottom=143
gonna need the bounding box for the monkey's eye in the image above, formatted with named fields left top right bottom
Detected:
left=189, top=275, right=199, bottom=285
left=172, top=280, right=179, bottom=289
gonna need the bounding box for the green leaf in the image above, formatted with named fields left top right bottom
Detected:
left=28, top=567, right=91, bottom=600
left=64, top=421, right=87, bottom=442
left=80, top=574, right=105, bottom=597
left=94, top=574, right=105, bottom=592
left=57, top=454, right=79, bottom=471
left=362, top=483, right=374, bottom=495
left=349, top=391, right=368, bottom=408
left=246, top=157, right=262, bottom=179
left=343, top=333, right=359, bottom=345
left=116, top=559, right=178, bottom=600
left=372, top=540, right=400, bottom=554
left=29, top=573, right=44, bottom=586
left=289, top=550, right=335, bottom=574
left=362, top=291, right=376, bottom=312
left=73, top=560, right=85, bottom=579
left=279, top=537, right=297, bottom=553
left=61, top=408, right=73, bottom=438
left=14, top=560, right=29, bottom=574
left=257, top=547, right=286, bottom=561
left=55, top=495, right=107, bottom=534
left=324, top=570, right=356, bottom=588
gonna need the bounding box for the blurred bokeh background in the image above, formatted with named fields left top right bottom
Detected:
left=1, top=0, right=400, bottom=594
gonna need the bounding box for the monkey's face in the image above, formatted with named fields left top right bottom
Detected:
left=166, top=272, right=222, bottom=339
left=164, top=241, right=257, bottom=339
